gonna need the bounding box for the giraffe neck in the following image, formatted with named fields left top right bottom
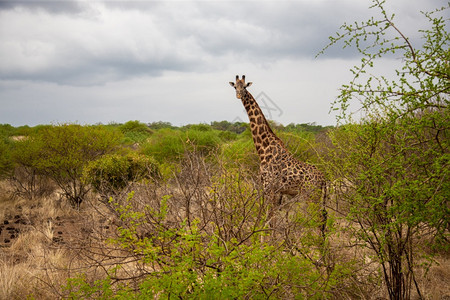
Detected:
left=241, top=90, right=283, bottom=160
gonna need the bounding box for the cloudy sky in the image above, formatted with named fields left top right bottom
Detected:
left=0, top=0, right=443, bottom=127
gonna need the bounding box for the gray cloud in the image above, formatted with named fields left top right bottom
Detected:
left=0, top=0, right=85, bottom=13
left=0, top=1, right=375, bottom=86
left=0, top=0, right=445, bottom=126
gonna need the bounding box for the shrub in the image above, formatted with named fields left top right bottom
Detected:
left=119, top=120, right=152, bottom=144
left=284, top=122, right=330, bottom=134
left=183, top=123, right=212, bottom=131
left=12, top=124, right=122, bottom=207
left=9, top=136, right=54, bottom=199
left=63, top=161, right=351, bottom=299
left=83, top=152, right=160, bottom=197
left=119, top=120, right=151, bottom=134
left=277, top=130, right=318, bottom=163
left=185, top=127, right=221, bottom=154
left=211, top=120, right=248, bottom=134
left=320, top=1, right=449, bottom=298
left=220, top=136, right=258, bottom=172
left=147, top=121, right=175, bottom=130
left=140, top=128, right=185, bottom=163
left=0, top=124, right=15, bottom=138
left=0, top=138, right=13, bottom=179
left=217, top=130, right=237, bottom=142
left=141, top=127, right=222, bottom=163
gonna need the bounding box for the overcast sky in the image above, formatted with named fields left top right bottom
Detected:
left=0, top=0, right=443, bottom=127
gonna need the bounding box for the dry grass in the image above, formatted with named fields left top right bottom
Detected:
left=0, top=225, right=68, bottom=299
left=0, top=180, right=15, bottom=219
left=0, top=258, right=34, bottom=299
left=0, top=181, right=100, bottom=299
left=0, top=168, right=449, bottom=299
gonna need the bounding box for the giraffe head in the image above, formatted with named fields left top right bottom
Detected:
left=229, top=75, right=252, bottom=99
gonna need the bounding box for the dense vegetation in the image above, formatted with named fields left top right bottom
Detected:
left=318, top=1, right=449, bottom=298
left=0, top=1, right=448, bottom=299
left=1, top=121, right=337, bottom=298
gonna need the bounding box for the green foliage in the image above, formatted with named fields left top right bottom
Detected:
left=220, top=134, right=258, bottom=172
left=64, top=185, right=349, bottom=299
left=147, top=121, right=175, bottom=130
left=320, top=1, right=449, bottom=123
left=140, top=128, right=185, bottom=163
left=119, top=120, right=152, bottom=144
left=326, top=118, right=449, bottom=298
left=185, top=127, right=222, bottom=154
left=182, top=123, right=212, bottom=131
left=141, top=127, right=223, bottom=163
left=0, top=124, right=15, bottom=138
left=210, top=120, right=248, bottom=134
left=12, top=124, right=122, bottom=206
left=182, top=124, right=230, bottom=150
left=0, top=124, right=14, bottom=177
left=216, top=130, right=238, bottom=142
left=321, top=1, right=449, bottom=298
left=83, top=152, right=159, bottom=196
left=284, top=122, right=331, bottom=134
left=63, top=270, right=133, bottom=300
left=14, top=125, right=36, bottom=136
left=0, top=138, right=13, bottom=178
left=119, top=120, right=150, bottom=133
left=9, top=135, right=55, bottom=199
left=277, top=130, right=318, bottom=163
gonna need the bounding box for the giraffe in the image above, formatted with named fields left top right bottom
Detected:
left=229, top=75, right=327, bottom=231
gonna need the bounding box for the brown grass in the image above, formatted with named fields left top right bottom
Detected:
left=0, top=181, right=103, bottom=299
left=0, top=163, right=449, bottom=300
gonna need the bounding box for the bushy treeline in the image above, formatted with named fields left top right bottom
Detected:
left=0, top=120, right=329, bottom=163
left=0, top=120, right=342, bottom=298
left=0, top=120, right=327, bottom=205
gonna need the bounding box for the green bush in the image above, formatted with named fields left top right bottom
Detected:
left=119, top=120, right=151, bottom=134
left=148, top=121, right=175, bottom=130
left=0, top=138, right=13, bottom=179
left=140, top=128, right=185, bottom=163
left=221, top=136, right=258, bottom=169
left=185, top=127, right=221, bottom=154
left=83, top=152, right=159, bottom=196
left=277, top=130, right=318, bottom=163
left=12, top=124, right=122, bottom=207
left=14, top=125, right=36, bottom=136
left=63, top=177, right=349, bottom=299
left=211, top=120, right=248, bottom=134
left=119, top=120, right=153, bottom=144
left=9, top=135, right=50, bottom=199
left=0, top=124, right=15, bottom=138
left=320, top=1, right=449, bottom=297
left=141, top=127, right=223, bottom=163
left=284, top=122, right=331, bottom=134
left=183, top=123, right=212, bottom=132
left=217, top=130, right=238, bottom=142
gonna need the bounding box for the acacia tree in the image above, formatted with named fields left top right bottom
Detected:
left=0, top=139, right=13, bottom=179
left=82, top=151, right=160, bottom=216
left=18, top=124, right=122, bottom=207
left=320, top=1, right=449, bottom=299
left=0, top=125, right=15, bottom=179
left=10, top=136, right=53, bottom=199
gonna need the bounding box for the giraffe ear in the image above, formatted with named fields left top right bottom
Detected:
left=229, top=82, right=235, bottom=87
left=246, top=82, right=253, bottom=87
